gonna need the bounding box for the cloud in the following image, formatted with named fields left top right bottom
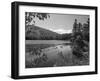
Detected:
left=65, top=29, right=72, bottom=34
left=49, top=29, right=72, bottom=34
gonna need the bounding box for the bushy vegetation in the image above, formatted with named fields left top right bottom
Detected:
left=71, top=18, right=89, bottom=63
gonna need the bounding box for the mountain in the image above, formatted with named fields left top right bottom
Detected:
left=26, top=25, right=61, bottom=40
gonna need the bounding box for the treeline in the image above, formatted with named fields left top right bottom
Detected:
left=26, top=33, right=72, bottom=40
left=26, top=34, right=72, bottom=40
left=26, top=25, right=72, bottom=40
left=71, top=18, right=89, bottom=58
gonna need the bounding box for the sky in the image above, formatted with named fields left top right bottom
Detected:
left=32, top=13, right=89, bottom=34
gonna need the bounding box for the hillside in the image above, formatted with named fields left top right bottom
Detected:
left=26, top=25, right=72, bottom=40
left=26, top=25, right=62, bottom=40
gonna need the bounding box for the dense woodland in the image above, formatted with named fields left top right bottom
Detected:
left=71, top=18, right=89, bottom=58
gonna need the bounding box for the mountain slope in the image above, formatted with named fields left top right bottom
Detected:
left=26, top=25, right=61, bottom=40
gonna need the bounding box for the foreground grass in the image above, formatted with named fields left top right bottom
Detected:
left=25, top=44, right=55, bottom=68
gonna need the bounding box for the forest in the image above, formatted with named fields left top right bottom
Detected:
left=71, top=18, right=89, bottom=60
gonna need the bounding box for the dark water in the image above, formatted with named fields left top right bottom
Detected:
left=26, top=40, right=70, bottom=44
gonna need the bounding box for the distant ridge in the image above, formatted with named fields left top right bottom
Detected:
left=26, top=25, right=71, bottom=40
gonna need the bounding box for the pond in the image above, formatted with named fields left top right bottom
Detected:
left=25, top=40, right=89, bottom=68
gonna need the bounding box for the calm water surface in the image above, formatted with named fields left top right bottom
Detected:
left=26, top=40, right=73, bottom=67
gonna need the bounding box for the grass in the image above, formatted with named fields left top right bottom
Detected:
left=25, top=44, right=55, bottom=68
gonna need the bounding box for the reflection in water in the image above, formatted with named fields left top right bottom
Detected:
left=25, top=40, right=89, bottom=68
left=25, top=43, right=74, bottom=68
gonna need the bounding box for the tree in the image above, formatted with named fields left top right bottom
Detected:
left=87, top=18, right=89, bottom=27
left=73, top=19, right=77, bottom=33
left=72, top=18, right=90, bottom=58
left=82, top=18, right=89, bottom=41
left=25, top=12, right=50, bottom=26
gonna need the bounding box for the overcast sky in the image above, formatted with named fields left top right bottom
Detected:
left=33, top=13, right=89, bottom=34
